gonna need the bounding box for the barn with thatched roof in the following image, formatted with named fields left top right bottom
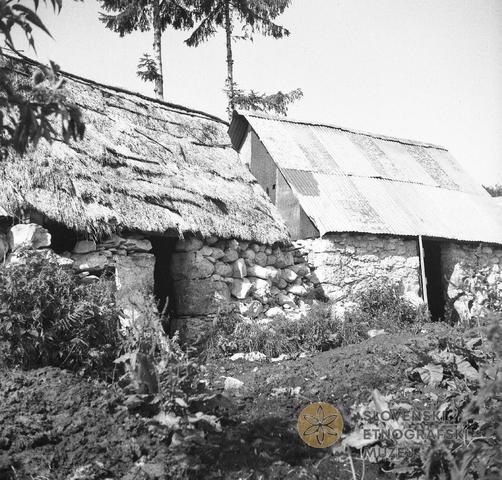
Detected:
left=0, top=56, right=318, bottom=340
left=229, top=111, right=502, bottom=321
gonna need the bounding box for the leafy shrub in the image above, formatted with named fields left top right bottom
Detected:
left=446, top=261, right=502, bottom=324
left=206, top=302, right=340, bottom=358
left=206, top=279, right=427, bottom=358
left=454, top=313, right=502, bottom=479
left=114, top=293, right=198, bottom=404
left=0, top=250, right=120, bottom=374
left=341, top=278, right=429, bottom=343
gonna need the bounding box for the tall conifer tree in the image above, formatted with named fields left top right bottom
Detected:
left=186, top=0, right=300, bottom=119
left=98, top=0, right=194, bottom=99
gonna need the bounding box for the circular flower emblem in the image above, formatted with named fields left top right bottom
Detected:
left=297, top=402, right=343, bottom=448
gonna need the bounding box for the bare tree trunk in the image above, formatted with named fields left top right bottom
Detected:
left=224, top=0, right=234, bottom=121
left=152, top=0, right=164, bottom=100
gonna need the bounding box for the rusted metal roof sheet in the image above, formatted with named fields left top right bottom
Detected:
left=229, top=112, right=502, bottom=245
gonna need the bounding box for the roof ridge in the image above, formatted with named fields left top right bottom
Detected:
left=237, top=110, right=447, bottom=151
left=4, top=51, right=228, bottom=126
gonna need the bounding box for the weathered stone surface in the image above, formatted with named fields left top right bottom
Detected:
left=223, top=249, right=239, bottom=263
left=239, top=241, right=249, bottom=251
left=282, top=268, right=298, bottom=283
left=72, top=252, right=109, bottom=272
left=0, top=233, right=8, bottom=259
left=278, top=293, right=296, bottom=307
left=242, top=249, right=256, bottom=261
left=170, top=252, right=215, bottom=280
left=228, top=239, right=240, bottom=251
left=81, top=275, right=100, bottom=284
left=238, top=300, right=263, bottom=318
left=224, top=377, right=244, bottom=392
left=290, top=263, right=310, bottom=276
left=200, top=246, right=213, bottom=256
left=175, top=279, right=230, bottom=316
left=231, top=278, right=252, bottom=299
left=73, top=240, right=97, bottom=254
left=214, top=262, right=233, bottom=277
left=211, top=248, right=225, bottom=260
left=98, top=234, right=125, bottom=248
left=123, top=238, right=152, bottom=252
left=232, top=258, right=247, bottom=278
left=8, top=223, right=51, bottom=251
left=7, top=249, right=74, bottom=267
left=266, top=255, right=277, bottom=266
left=265, top=306, right=285, bottom=318
left=175, top=238, right=203, bottom=252
left=275, top=251, right=286, bottom=268
left=206, top=236, right=218, bottom=245
left=295, top=234, right=421, bottom=303
left=249, top=277, right=271, bottom=296
left=283, top=251, right=295, bottom=267
left=247, top=265, right=280, bottom=282
left=255, top=252, right=267, bottom=267
left=115, top=253, right=155, bottom=307
left=287, top=285, right=308, bottom=296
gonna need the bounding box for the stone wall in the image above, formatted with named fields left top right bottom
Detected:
left=169, top=237, right=316, bottom=341
left=441, top=241, right=502, bottom=320
left=1, top=222, right=156, bottom=317
left=295, top=233, right=422, bottom=304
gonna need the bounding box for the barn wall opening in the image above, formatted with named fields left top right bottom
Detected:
left=150, top=237, right=177, bottom=333
left=422, top=239, right=445, bottom=320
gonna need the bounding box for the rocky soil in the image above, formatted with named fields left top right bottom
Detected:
left=1, top=321, right=482, bottom=480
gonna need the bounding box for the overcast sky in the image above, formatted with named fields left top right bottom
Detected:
left=16, top=0, right=502, bottom=186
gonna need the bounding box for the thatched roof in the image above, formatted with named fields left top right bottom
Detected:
left=230, top=112, right=502, bottom=245
left=0, top=56, right=289, bottom=244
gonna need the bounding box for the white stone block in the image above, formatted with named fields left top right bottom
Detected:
left=231, top=278, right=252, bottom=299
left=73, top=240, right=97, bottom=254
left=232, top=258, right=247, bottom=278
left=8, top=223, right=51, bottom=251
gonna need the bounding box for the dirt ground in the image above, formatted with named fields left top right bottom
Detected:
left=0, top=322, right=479, bottom=479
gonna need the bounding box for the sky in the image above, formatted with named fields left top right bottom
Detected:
left=14, top=0, right=502, bottom=186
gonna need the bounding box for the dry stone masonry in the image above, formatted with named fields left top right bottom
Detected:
left=295, top=233, right=422, bottom=304
left=170, top=237, right=317, bottom=342
left=442, top=241, right=502, bottom=321
left=4, top=220, right=502, bottom=343
left=0, top=222, right=155, bottom=303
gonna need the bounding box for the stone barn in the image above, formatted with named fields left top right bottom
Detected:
left=229, top=112, right=502, bottom=320
left=0, top=57, right=317, bottom=341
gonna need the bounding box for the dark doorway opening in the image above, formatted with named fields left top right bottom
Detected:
left=422, top=239, right=445, bottom=321
left=150, top=237, right=177, bottom=334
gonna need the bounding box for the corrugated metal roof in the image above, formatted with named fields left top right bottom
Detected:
left=229, top=112, right=502, bottom=245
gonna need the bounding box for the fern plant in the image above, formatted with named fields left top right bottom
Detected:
left=0, top=249, right=120, bottom=375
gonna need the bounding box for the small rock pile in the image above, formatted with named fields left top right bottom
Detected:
left=0, top=223, right=154, bottom=287
left=0, top=223, right=60, bottom=266
left=62, top=234, right=153, bottom=284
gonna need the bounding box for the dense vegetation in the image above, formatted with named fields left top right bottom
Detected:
left=206, top=279, right=428, bottom=358
left=0, top=250, right=120, bottom=373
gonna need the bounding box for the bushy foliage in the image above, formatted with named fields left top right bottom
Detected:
left=0, top=250, right=120, bottom=374
left=206, top=279, right=427, bottom=358
left=418, top=314, right=502, bottom=480
left=456, top=315, right=502, bottom=479
left=206, top=302, right=340, bottom=358
left=341, top=278, right=429, bottom=342
left=233, top=86, right=303, bottom=116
